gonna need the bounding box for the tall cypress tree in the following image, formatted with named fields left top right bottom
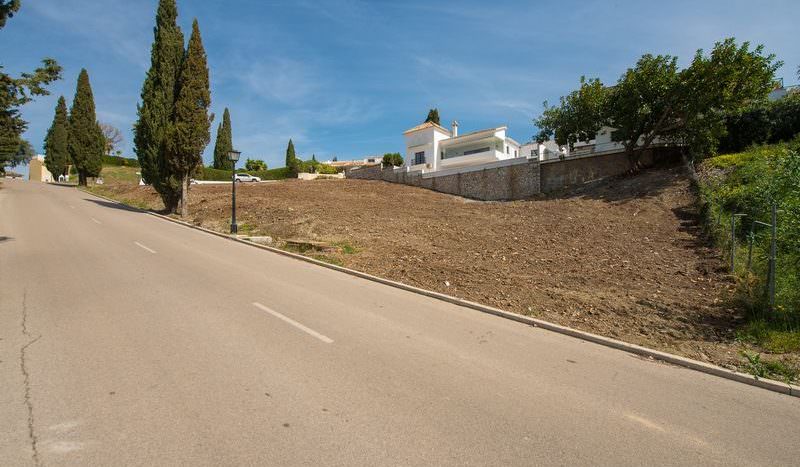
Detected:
left=44, top=95, right=70, bottom=178
left=212, top=107, right=233, bottom=170
left=424, top=108, right=440, bottom=125
left=285, top=138, right=297, bottom=174
left=167, top=19, right=211, bottom=217
left=134, top=0, right=184, bottom=211
left=67, top=70, right=104, bottom=186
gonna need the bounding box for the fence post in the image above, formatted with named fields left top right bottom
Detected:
left=767, top=203, right=777, bottom=312
left=746, top=225, right=755, bottom=273
left=730, top=213, right=746, bottom=273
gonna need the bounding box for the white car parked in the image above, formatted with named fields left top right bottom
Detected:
left=234, top=173, right=261, bottom=183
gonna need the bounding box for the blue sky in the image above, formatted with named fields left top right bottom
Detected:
left=4, top=0, right=799, bottom=173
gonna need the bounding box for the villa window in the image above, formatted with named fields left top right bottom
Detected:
left=414, top=151, right=425, bottom=165
left=463, top=147, right=491, bottom=156
left=506, top=146, right=509, bottom=154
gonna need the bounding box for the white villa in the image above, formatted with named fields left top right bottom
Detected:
left=403, top=121, right=521, bottom=172
left=400, top=120, right=651, bottom=175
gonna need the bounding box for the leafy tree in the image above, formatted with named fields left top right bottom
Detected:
left=382, top=152, right=403, bottom=167
left=0, top=0, right=20, bottom=29
left=44, top=96, right=69, bottom=177
left=424, top=108, right=440, bottom=125
left=212, top=107, right=233, bottom=170
left=285, top=138, right=298, bottom=175
left=0, top=1, right=61, bottom=170
left=134, top=0, right=185, bottom=211
left=536, top=38, right=781, bottom=166
left=99, top=123, right=123, bottom=156
left=166, top=19, right=212, bottom=217
left=0, top=138, right=33, bottom=173
left=68, top=69, right=105, bottom=186
left=535, top=76, right=609, bottom=147
left=244, top=158, right=266, bottom=171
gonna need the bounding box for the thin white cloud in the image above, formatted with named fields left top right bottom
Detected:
left=241, top=58, right=320, bottom=104
left=26, top=0, right=151, bottom=69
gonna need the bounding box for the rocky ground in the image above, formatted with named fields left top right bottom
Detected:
left=89, top=167, right=797, bottom=375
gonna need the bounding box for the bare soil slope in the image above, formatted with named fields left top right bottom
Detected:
left=94, top=168, right=754, bottom=369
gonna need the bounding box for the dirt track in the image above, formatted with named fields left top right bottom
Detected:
left=93, top=168, right=759, bottom=369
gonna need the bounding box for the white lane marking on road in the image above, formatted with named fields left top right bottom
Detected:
left=134, top=241, right=157, bottom=254
left=69, top=205, right=75, bottom=209
left=624, top=413, right=666, bottom=432
left=90, top=217, right=102, bottom=224
left=252, top=302, right=334, bottom=344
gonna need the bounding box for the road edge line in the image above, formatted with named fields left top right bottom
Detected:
left=78, top=187, right=798, bottom=398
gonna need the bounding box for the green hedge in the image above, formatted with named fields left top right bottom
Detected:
left=102, top=155, right=140, bottom=167
left=719, top=93, right=800, bottom=154
left=199, top=167, right=232, bottom=181
left=198, top=166, right=295, bottom=181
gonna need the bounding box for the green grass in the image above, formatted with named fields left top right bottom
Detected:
left=699, top=141, right=800, bottom=330
left=236, top=222, right=256, bottom=235
left=99, top=165, right=141, bottom=185
left=737, top=321, right=800, bottom=353
left=312, top=255, right=344, bottom=267
left=333, top=241, right=358, bottom=254
left=740, top=351, right=799, bottom=383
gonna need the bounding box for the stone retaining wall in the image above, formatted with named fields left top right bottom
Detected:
left=345, top=147, right=680, bottom=200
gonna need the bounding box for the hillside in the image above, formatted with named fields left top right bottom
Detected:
left=84, top=165, right=798, bottom=377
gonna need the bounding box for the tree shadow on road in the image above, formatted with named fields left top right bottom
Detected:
left=83, top=198, right=146, bottom=213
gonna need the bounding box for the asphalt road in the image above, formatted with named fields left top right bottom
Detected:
left=2, top=179, right=799, bottom=466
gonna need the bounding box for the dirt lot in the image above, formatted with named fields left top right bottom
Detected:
left=90, top=168, right=792, bottom=373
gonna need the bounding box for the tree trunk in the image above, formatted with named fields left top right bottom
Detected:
left=180, top=173, right=189, bottom=217
left=78, top=172, right=87, bottom=186
left=625, top=147, right=641, bottom=173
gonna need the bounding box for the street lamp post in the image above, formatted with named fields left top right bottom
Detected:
left=227, top=150, right=241, bottom=234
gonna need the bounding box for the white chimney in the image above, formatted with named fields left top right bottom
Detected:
left=451, top=120, right=459, bottom=137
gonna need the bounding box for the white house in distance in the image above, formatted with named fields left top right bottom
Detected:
left=403, top=120, right=521, bottom=172
left=28, top=155, right=53, bottom=183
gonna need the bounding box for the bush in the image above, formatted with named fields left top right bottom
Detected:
left=700, top=141, right=800, bottom=329
left=198, top=167, right=232, bottom=181
left=382, top=152, right=404, bottom=167
left=719, top=94, right=800, bottom=153
left=198, top=166, right=296, bottom=181
left=245, top=158, right=267, bottom=171
left=316, top=164, right=338, bottom=174
left=102, top=155, right=140, bottom=167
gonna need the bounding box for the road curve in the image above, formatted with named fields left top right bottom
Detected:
left=1, top=179, right=799, bottom=466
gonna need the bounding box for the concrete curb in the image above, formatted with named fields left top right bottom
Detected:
left=79, top=187, right=799, bottom=398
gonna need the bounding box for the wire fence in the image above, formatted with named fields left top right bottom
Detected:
left=712, top=200, right=796, bottom=328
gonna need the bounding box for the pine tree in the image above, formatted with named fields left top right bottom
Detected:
left=285, top=138, right=298, bottom=175
left=212, top=107, right=233, bottom=170
left=311, top=154, right=317, bottom=162
left=425, top=108, right=440, bottom=125
left=167, top=19, right=212, bottom=217
left=67, top=70, right=104, bottom=186
left=134, top=0, right=184, bottom=211
left=44, top=95, right=70, bottom=178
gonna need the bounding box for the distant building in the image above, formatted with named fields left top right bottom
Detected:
left=324, top=157, right=381, bottom=168
left=28, top=155, right=53, bottom=183
left=768, top=78, right=799, bottom=101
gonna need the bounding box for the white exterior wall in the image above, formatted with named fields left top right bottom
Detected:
left=405, top=124, right=523, bottom=172
left=404, top=126, right=451, bottom=171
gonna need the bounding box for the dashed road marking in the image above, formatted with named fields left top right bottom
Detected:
left=90, top=218, right=102, bottom=224
left=252, top=302, right=334, bottom=344
left=134, top=241, right=156, bottom=254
